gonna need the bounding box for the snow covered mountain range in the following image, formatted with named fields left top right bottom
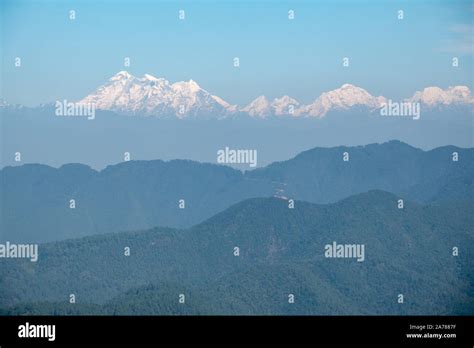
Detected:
left=3, top=71, right=473, bottom=119
left=77, top=71, right=235, bottom=119
left=76, top=71, right=473, bottom=118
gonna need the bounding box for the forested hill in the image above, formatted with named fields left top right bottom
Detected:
left=2, top=141, right=473, bottom=243
left=1, top=190, right=472, bottom=315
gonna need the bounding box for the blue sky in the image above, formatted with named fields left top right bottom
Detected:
left=1, top=0, right=473, bottom=106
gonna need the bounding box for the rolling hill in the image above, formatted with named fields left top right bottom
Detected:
left=1, top=190, right=472, bottom=315
left=1, top=141, right=473, bottom=243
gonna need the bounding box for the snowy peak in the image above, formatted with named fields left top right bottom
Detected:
left=241, top=96, right=272, bottom=118
left=79, top=71, right=173, bottom=114
left=272, top=95, right=300, bottom=116
left=242, top=95, right=301, bottom=118
left=110, top=70, right=133, bottom=81
left=300, top=84, right=387, bottom=117
left=406, top=86, right=474, bottom=106
left=172, top=79, right=201, bottom=93
left=76, top=72, right=472, bottom=119
left=78, top=72, right=235, bottom=118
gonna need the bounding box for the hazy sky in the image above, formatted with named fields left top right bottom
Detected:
left=1, top=0, right=473, bottom=106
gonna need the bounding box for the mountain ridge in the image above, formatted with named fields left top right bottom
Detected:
left=3, top=74, right=472, bottom=120
left=4, top=139, right=471, bottom=173
left=70, top=72, right=474, bottom=118
left=1, top=140, right=473, bottom=243
left=1, top=190, right=472, bottom=314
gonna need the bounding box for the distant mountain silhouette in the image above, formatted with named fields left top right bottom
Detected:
left=1, top=140, right=472, bottom=243
left=1, top=191, right=472, bottom=314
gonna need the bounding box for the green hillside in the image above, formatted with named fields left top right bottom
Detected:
left=1, top=190, right=472, bottom=315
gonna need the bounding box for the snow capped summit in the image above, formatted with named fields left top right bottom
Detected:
left=272, top=95, right=300, bottom=116
left=241, top=95, right=301, bottom=118
left=299, top=84, right=387, bottom=117
left=172, top=79, right=201, bottom=93
left=78, top=71, right=172, bottom=115
left=406, top=86, right=474, bottom=106
left=109, top=71, right=134, bottom=82
left=241, top=96, right=272, bottom=118
left=76, top=73, right=472, bottom=119
left=169, top=79, right=234, bottom=119
left=78, top=71, right=236, bottom=118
